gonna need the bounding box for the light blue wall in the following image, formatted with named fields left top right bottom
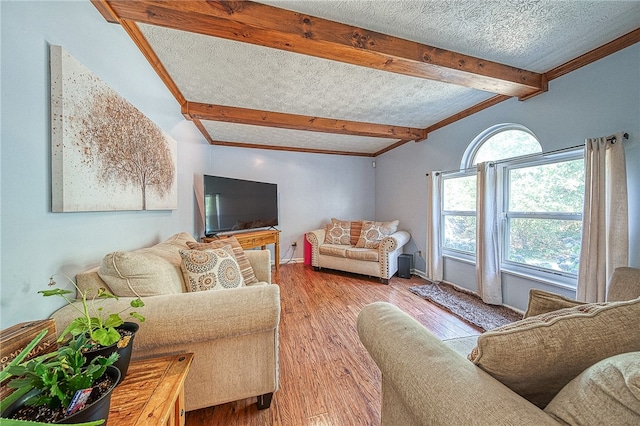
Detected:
left=199, top=146, right=375, bottom=253
left=376, top=44, right=640, bottom=311
left=0, top=1, right=374, bottom=327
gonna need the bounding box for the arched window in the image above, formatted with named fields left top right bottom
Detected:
left=461, top=123, right=541, bottom=168
left=441, top=123, right=584, bottom=287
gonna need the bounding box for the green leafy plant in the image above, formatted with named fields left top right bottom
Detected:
left=0, top=330, right=50, bottom=412
left=40, top=274, right=145, bottom=348
left=6, top=335, right=118, bottom=410
left=0, top=333, right=107, bottom=425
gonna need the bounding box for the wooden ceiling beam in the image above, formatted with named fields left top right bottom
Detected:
left=183, top=102, right=426, bottom=140
left=193, top=117, right=374, bottom=157
left=99, top=0, right=545, bottom=98
left=546, top=27, right=640, bottom=82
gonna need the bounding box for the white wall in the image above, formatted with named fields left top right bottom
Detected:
left=376, top=44, right=640, bottom=311
left=0, top=1, right=375, bottom=327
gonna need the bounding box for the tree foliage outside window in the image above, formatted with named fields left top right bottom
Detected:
left=470, top=127, right=541, bottom=165
left=505, top=157, right=584, bottom=275
left=442, top=174, right=476, bottom=253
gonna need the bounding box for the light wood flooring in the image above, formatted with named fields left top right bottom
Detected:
left=185, top=263, right=481, bottom=425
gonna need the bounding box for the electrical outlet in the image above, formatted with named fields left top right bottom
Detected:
left=291, top=242, right=297, bottom=247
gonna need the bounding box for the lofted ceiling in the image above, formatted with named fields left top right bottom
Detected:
left=92, top=0, right=640, bottom=157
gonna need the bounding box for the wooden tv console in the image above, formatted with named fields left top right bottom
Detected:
left=203, top=229, right=280, bottom=279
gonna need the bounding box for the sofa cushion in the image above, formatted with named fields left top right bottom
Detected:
left=468, top=298, right=640, bottom=408
left=319, top=244, right=349, bottom=258
left=544, top=352, right=640, bottom=424
left=355, top=220, right=399, bottom=249
left=324, top=219, right=351, bottom=245
left=346, top=248, right=379, bottom=262
left=179, top=246, right=245, bottom=292
left=98, top=232, right=195, bottom=296
left=187, top=237, right=259, bottom=285
left=524, top=289, right=586, bottom=318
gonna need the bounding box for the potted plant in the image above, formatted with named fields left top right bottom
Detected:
left=1, top=332, right=119, bottom=424
left=40, top=274, right=145, bottom=384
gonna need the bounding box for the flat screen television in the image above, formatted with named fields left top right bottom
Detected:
left=204, top=175, right=278, bottom=237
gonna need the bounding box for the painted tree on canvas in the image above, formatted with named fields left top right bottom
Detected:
left=78, top=90, right=175, bottom=210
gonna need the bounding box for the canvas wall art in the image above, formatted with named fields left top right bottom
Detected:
left=50, top=45, right=177, bottom=212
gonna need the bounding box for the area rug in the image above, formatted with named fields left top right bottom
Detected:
left=409, top=282, right=522, bottom=331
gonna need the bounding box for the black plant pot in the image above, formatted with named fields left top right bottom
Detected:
left=84, top=322, right=139, bottom=385
left=1, top=365, right=120, bottom=424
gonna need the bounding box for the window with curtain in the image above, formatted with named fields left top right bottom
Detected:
left=440, top=123, right=585, bottom=288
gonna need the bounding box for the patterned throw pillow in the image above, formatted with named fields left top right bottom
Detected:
left=355, top=220, right=399, bottom=249
left=187, top=236, right=259, bottom=285
left=324, top=219, right=351, bottom=245
left=179, top=246, right=244, bottom=292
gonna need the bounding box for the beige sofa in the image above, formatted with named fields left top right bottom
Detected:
left=306, top=219, right=410, bottom=283
left=358, top=268, right=640, bottom=425
left=51, top=232, right=280, bottom=412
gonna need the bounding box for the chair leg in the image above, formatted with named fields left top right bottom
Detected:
left=381, top=278, right=389, bottom=284
left=257, top=392, right=273, bottom=410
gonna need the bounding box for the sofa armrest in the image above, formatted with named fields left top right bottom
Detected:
left=305, top=229, right=326, bottom=267
left=357, top=302, right=558, bottom=425
left=244, top=249, right=272, bottom=284
left=51, top=284, right=280, bottom=351
left=379, top=231, right=410, bottom=255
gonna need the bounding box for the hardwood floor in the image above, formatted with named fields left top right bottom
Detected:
left=186, top=263, right=481, bottom=425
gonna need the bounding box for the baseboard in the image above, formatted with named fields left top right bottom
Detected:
left=278, top=257, right=305, bottom=265
left=411, top=269, right=428, bottom=280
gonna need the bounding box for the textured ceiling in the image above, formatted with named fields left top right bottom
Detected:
left=140, top=24, right=494, bottom=128
left=97, top=0, right=640, bottom=156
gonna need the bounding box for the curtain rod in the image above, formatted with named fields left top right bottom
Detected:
left=426, top=131, right=629, bottom=177
left=609, top=132, right=629, bottom=143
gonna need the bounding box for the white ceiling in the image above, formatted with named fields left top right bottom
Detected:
left=102, top=0, right=640, bottom=156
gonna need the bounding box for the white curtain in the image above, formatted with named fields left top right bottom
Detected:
left=427, top=172, right=443, bottom=282
left=577, top=133, right=628, bottom=302
left=476, top=162, right=502, bottom=305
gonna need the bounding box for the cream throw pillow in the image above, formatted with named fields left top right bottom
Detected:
left=98, top=232, right=196, bottom=296
left=468, top=298, right=640, bottom=408
left=524, top=289, right=586, bottom=318
left=179, top=246, right=245, bottom=292
left=355, top=220, right=399, bottom=249
left=99, top=251, right=183, bottom=296
left=544, top=352, right=640, bottom=424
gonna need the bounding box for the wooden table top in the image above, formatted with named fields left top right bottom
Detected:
left=107, top=353, right=193, bottom=426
